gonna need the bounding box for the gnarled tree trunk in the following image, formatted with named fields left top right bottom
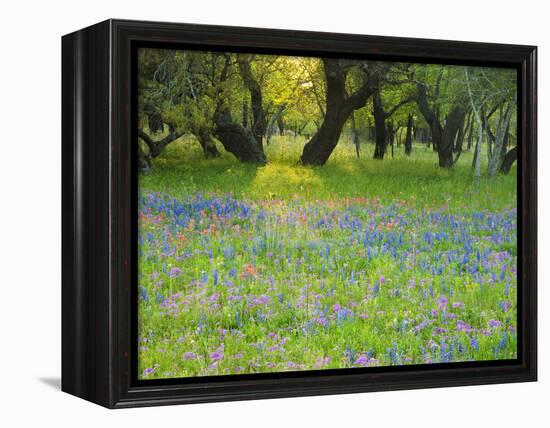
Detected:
left=138, top=127, right=183, bottom=160
left=416, top=83, right=465, bottom=168
left=300, top=114, right=349, bottom=165
left=440, top=107, right=466, bottom=167
left=372, top=87, right=412, bottom=160
left=138, top=142, right=152, bottom=171
left=214, top=109, right=267, bottom=163
left=237, top=55, right=267, bottom=151
left=196, top=131, right=220, bottom=158
left=137, top=126, right=183, bottom=171
left=300, top=59, right=383, bottom=165
left=454, top=117, right=466, bottom=154
left=242, top=101, right=249, bottom=128
left=500, top=146, right=517, bottom=174
left=210, top=54, right=266, bottom=164
left=147, top=111, right=164, bottom=134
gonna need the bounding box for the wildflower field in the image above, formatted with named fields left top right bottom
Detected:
left=138, top=138, right=517, bottom=379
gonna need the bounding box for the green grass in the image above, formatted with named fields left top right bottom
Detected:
left=141, top=135, right=516, bottom=211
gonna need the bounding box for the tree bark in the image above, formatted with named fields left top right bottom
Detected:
left=451, top=114, right=467, bottom=164
left=500, top=127, right=510, bottom=164
left=441, top=107, right=466, bottom=167
left=196, top=131, right=220, bottom=158
left=396, top=127, right=402, bottom=147
left=350, top=111, right=360, bottom=158
left=466, top=112, right=475, bottom=150
left=300, top=115, right=348, bottom=165
left=138, top=142, right=152, bottom=171
left=210, top=54, right=266, bottom=163
left=237, top=55, right=267, bottom=149
left=499, top=146, right=517, bottom=174
left=147, top=111, right=164, bottom=134
left=464, top=68, right=483, bottom=179
left=372, top=88, right=412, bottom=160
left=416, top=83, right=465, bottom=167
left=404, top=113, right=413, bottom=156
left=300, top=59, right=383, bottom=165
left=277, top=114, right=285, bottom=135
left=373, top=90, right=387, bottom=160
left=138, top=127, right=183, bottom=159
left=214, top=110, right=267, bottom=163
left=486, top=101, right=514, bottom=176
left=454, top=117, right=466, bottom=154
left=387, top=120, right=395, bottom=158
left=461, top=112, right=472, bottom=152
left=242, top=101, right=249, bottom=128
left=266, top=104, right=286, bottom=144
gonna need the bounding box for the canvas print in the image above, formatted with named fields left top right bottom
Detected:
left=136, top=48, right=518, bottom=380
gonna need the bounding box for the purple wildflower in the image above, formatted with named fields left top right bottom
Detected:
left=456, top=320, right=473, bottom=333
left=315, top=316, right=328, bottom=326
left=314, top=356, right=331, bottom=368
left=412, top=320, right=429, bottom=333
left=168, top=267, right=182, bottom=278
left=353, top=355, right=371, bottom=366
left=489, top=319, right=503, bottom=328
left=210, top=351, right=223, bottom=362
left=252, top=295, right=270, bottom=305
left=183, top=351, right=197, bottom=360
left=433, top=327, right=446, bottom=335
left=499, top=301, right=512, bottom=312
left=142, top=367, right=155, bottom=376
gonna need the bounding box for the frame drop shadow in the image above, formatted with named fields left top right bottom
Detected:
left=38, top=377, right=61, bottom=390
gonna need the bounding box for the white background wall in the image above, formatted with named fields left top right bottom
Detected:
left=0, top=0, right=546, bottom=425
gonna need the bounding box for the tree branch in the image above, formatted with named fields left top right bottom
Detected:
left=384, top=96, right=414, bottom=119
left=342, top=63, right=389, bottom=115
left=415, top=83, right=438, bottom=127
left=138, top=127, right=183, bottom=158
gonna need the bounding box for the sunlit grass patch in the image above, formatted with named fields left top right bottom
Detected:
left=249, top=163, right=324, bottom=200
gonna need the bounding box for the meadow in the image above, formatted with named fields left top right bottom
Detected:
left=137, top=135, right=517, bottom=379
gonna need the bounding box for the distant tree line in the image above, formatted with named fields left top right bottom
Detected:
left=137, top=49, right=517, bottom=177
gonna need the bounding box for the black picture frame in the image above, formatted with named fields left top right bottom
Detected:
left=62, top=19, right=537, bottom=408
